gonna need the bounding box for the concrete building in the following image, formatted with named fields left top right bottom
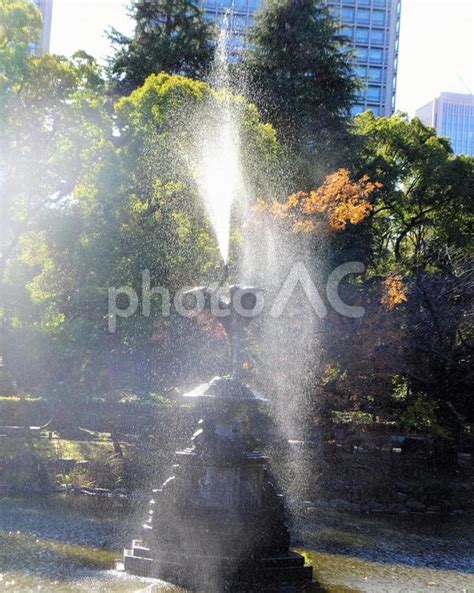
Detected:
left=416, top=93, right=474, bottom=157
left=32, top=0, right=53, bottom=53
left=198, top=0, right=401, bottom=116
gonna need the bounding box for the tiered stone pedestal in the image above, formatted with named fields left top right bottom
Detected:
left=123, top=376, right=314, bottom=592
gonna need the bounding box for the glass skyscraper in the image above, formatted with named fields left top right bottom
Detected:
left=31, top=0, right=53, bottom=54
left=416, top=93, right=474, bottom=157
left=198, top=0, right=401, bottom=117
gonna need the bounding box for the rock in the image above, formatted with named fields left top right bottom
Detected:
left=426, top=505, right=442, bottom=514
left=406, top=499, right=426, bottom=512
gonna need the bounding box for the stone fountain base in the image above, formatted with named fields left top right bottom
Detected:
left=124, top=375, right=315, bottom=592
left=124, top=540, right=313, bottom=592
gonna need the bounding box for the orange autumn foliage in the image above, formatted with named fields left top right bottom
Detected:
left=257, top=168, right=381, bottom=234
left=381, top=274, right=408, bottom=309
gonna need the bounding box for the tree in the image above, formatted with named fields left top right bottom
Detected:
left=256, top=112, right=473, bottom=449
left=0, top=1, right=112, bottom=394
left=353, top=113, right=474, bottom=273
left=257, top=168, right=380, bottom=235
left=10, top=72, right=280, bottom=399
left=324, top=116, right=474, bottom=445
left=402, top=260, right=473, bottom=447
left=107, top=0, right=215, bottom=94
left=0, top=0, right=42, bottom=123
left=243, top=0, right=357, bottom=177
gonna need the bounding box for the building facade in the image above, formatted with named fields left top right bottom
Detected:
left=416, top=93, right=474, bottom=157
left=198, top=0, right=401, bottom=116
left=31, top=0, right=53, bottom=53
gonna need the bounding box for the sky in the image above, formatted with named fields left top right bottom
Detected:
left=49, top=0, right=474, bottom=116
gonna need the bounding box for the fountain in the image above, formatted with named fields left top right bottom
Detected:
left=123, top=14, right=315, bottom=589
left=123, top=283, right=314, bottom=591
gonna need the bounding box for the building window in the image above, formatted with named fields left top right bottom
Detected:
left=372, top=10, right=386, bottom=26
left=373, top=0, right=387, bottom=5
left=341, top=7, right=355, bottom=23
left=370, top=29, right=384, bottom=45
left=356, top=47, right=369, bottom=62
left=355, top=65, right=367, bottom=79
left=233, top=0, right=247, bottom=9
left=368, top=67, right=383, bottom=83
left=367, top=86, right=382, bottom=101
left=369, top=48, right=383, bottom=64
left=356, top=9, right=370, bottom=24
left=355, top=27, right=369, bottom=43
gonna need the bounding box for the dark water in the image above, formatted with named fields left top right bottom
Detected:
left=0, top=496, right=472, bottom=592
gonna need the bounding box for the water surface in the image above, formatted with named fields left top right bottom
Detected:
left=0, top=496, right=472, bottom=592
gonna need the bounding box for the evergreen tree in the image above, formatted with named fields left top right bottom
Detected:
left=243, top=0, right=357, bottom=175
left=108, top=0, right=215, bottom=93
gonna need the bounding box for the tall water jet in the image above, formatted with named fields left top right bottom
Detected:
left=241, top=218, right=321, bottom=511
left=193, top=18, right=247, bottom=264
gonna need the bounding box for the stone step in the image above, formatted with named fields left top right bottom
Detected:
left=130, top=544, right=153, bottom=559
left=128, top=545, right=306, bottom=568
left=125, top=548, right=312, bottom=585
left=234, top=565, right=313, bottom=585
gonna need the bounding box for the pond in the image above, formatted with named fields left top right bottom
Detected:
left=0, top=496, right=472, bottom=592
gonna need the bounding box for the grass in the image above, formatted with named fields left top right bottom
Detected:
left=0, top=436, right=114, bottom=462
left=0, top=436, right=119, bottom=491
left=36, top=438, right=114, bottom=460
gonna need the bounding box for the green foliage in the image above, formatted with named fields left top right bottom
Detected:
left=1, top=26, right=113, bottom=394
left=353, top=113, right=474, bottom=272
left=3, top=66, right=280, bottom=398
left=2, top=4, right=472, bottom=450
left=400, top=396, right=451, bottom=440
left=107, top=0, right=215, bottom=93
left=321, top=114, right=474, bottom=442
left=243, top=0, right=357, bottom=178
left=0, top=0, right=42, bottom=120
